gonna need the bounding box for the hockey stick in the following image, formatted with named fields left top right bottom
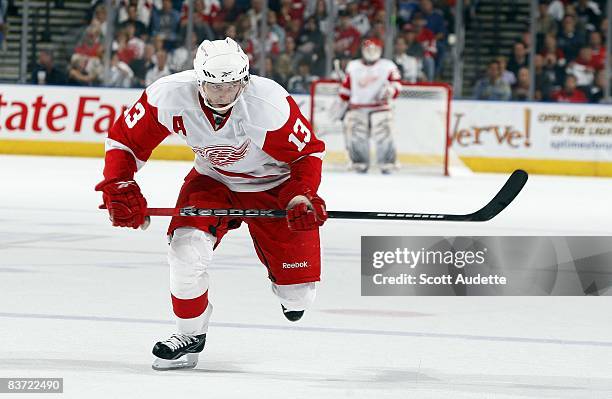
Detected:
left=146, top=170, right=528, bottom=222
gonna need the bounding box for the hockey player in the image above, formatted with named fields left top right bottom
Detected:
left=337, top=38, right=402, bottom=174
left=95, top=38, right=327, bottom=370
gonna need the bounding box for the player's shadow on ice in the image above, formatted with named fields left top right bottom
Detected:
left=0, top=358, right=246, bottom=375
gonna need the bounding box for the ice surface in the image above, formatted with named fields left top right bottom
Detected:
left=1, top=155, right=611, bottom=398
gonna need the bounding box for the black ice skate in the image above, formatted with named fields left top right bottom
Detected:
left=152, top=333, right=206, bottom=370
left=281, top=305, right=304, bottom=322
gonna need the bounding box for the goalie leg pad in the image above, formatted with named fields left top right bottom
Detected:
left=344, top=109, right=371, bottom=166
left=271, top=282, right=317, bottom=311
left=168, top=227, right=215, bottom=335
left=370, top=110, right=397, bottom=166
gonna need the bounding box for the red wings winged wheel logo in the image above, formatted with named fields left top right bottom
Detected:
left=192, top=139, right=251, bottom=167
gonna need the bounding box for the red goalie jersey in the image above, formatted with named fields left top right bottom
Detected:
left=102, top=71, right=326, bottom=193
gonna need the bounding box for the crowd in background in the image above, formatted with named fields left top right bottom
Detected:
left=27, top=0, right=610, bottom=104
left=30, top=0, right=454, bottom=93
left=473, top=0, right=609, bottom=103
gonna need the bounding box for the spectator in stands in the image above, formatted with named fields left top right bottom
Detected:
left=145, top=49, right=171, bottom=85
left=575, top=0, right=601, bottom=32
left=67, top=54, right=98, bottom=86
left=587, top=69, right=605, bottom=103
left=277, top=0, right=294, bottom=28
left=401, top=23, right=424, bottom=59
left=211, top=0, right=242, bottom=37
left=534, top=54, right=554, bottom=101
left=296, top=16, right=325, bottom=76
left=557, top=15, right=586, bottom=62
left=130, top=43, right=157, bottom=87
left=564, top=4, right=587, bottom=34
left=551, top=74, right=587, bottom=103
left=267, top=11, right=286, bottom=51
left=507, top=41, right=529, bottom=77
left=75, top=24, right=102, bottom=58
left=106, top=52, right=134, bottom=88
left=496, top=55, right=516, bottom=86
left=31, top=50, right=67, bottom=85
left=91, top=4, right=108, bottom=38
left=278, top=0, right=306, bottom=25
left=247, top=0, right=265, bottom=37
left=114, top=29, right=138, bottom=65
left=394, top=36, right=423, bottom=83
left=398, top=0, right=420, bottom=27
left=151, top=0, right=181, bottom=47
left=537, top=0, right=558, bottom=37
left=118, top=0, right=157, bottom=30
left=152, top=33, right=166, bottom=53
left=511, top=67, right=530, bottom=101
left=418, top=0, right=447, bottom=76
left=119, top=4, right=148, bottom=38
left=260, top=27, right=282, bottom=60
left=473, top=60, right=512, bottom=101
left=275, top=36, right=301, bottom=87
left=264, top=56, right=285, bottom=84
left=412, top=13, right=436, bottom=81
left=284, top=18, right=302, bottom=40
left=287, top=60, right=318, bottom=94
left=168, top=31, right=198, bottom=73
left=588, top=31, right=605, bottom=71
left=368, top=19, right=387, bottom=42
left=179, top=0, right=216, bottom=42
left=519, top=29, right=532, bottom=51
left=347, top=0, right=370, bottom=36
left=224, top=23, right=237, bottom=41
left=540, top=33, right=566, bottom=67
left=547, top=0, right=565, bottom=22
left=235, top=14, right=261, bottom=73
left=566, top=46, right=596, bottom=88
left=334, top=11, right=362, bottom=59
left=310, top=0, right=332, bottom=35
left=126, top=23, right=145, bottom=60
left=599, top=17, right=607, bottom=45
left=542, top=51, right=565, bottom=87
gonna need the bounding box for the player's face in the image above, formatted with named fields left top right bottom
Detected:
left=202, top=81, right=243, bottom=107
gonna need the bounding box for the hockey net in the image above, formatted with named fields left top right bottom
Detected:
left=309, top=79, right=464, bottom=176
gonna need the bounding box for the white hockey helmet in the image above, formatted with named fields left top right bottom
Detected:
left=194, top=37, right=250, bottom=112
left=362, top=38, right=383, bottom=63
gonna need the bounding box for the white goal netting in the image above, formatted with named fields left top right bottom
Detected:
left=309, top=80, right=466, bottom=176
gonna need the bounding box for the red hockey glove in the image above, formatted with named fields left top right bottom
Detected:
left=286, top=194, right=327, bottom=231
left=95, top=179, right=147, bottom=229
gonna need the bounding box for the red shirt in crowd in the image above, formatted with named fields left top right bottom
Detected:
left=416, top=27, right=437, bottom=58
left=335, top=26, right=362, bottom=57
left=591, top=45, right=606, bottom=70
left=551, top=88, right=588, bottom=103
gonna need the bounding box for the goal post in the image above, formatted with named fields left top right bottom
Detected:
left=309, top=79, right=456, bottom=176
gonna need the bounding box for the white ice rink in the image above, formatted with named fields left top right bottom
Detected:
left=1, top=155, right=612, bottom=398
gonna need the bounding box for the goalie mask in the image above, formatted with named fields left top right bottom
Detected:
left=361, top=38, right=383, bottom=63
left=194, top=37, right=250, bottom=112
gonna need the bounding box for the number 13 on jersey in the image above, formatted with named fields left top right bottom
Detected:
left=288, top=118, right=311, bottom=151
left=124, top=102, right=146, bottom=129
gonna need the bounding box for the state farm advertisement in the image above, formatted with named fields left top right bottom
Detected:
left=452, top=100, right=612, bottom=162
left=0, top=84, right=183, bottom=145
left=1, top=84, right=611, bottom=174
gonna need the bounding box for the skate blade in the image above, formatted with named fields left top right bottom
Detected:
left=152, top=353, right=199, bottom=371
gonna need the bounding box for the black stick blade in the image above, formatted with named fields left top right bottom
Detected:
left=326, top=169, right=528, bottom=222
left=457, top=169, right=528, bottom=222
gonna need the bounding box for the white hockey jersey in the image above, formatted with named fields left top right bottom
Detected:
left=102, top=71, right=325, bottom=192
left=338, top=59, right=402, bottom=109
